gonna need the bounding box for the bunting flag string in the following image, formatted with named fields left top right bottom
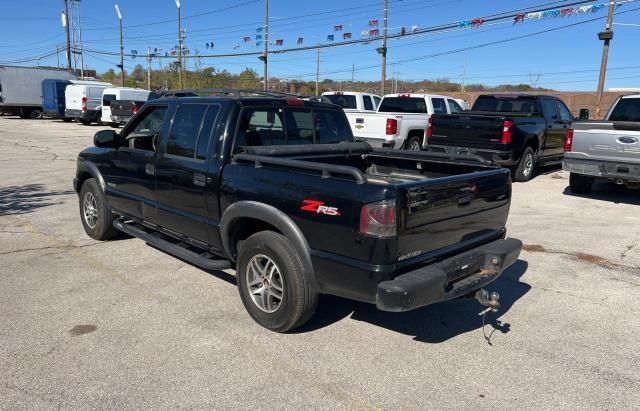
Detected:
left=512, top=2, right=610, bottom=25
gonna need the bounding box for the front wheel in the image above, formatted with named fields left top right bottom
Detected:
left=513, top=146, right=536, bottom=182
left=110, top=123, right=120, bottom=128
left=79, top=178, right=118, bottom=241
left=237, top=231, right=317, bottom=332
left=569, top=173, right=593, bottom=194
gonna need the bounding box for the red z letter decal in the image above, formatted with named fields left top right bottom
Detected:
left=300, top=200, right=341, bottom=216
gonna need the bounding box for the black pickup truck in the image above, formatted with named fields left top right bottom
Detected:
left=428, top=94, right=574, bottom=181
left=74, top=92, right=521, bottom=332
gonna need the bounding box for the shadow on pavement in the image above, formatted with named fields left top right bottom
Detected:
left=562, top=181, right=640, bottom=205
left=0, top=184, right=74, bottom=216
left=296, top=259, right=530, bottom=343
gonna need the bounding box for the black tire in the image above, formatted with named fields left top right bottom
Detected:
left=79, top=119, right=91, bottom=125
left=404, top=135, right=423, bottom=151
left=513, top=146, right=536, bottom=182
left=569, top=173, right=593, bottom=194
left=62, top=117, right=73, bottom=122
left=79, top=178, right=118, bottom=241
left=110, top=123, right=120, bottom=128
left=236, top=231, right=317, bottom=332
left=30, top=109, right=43, bottom=119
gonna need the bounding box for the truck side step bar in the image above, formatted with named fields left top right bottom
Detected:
left=113, top=218, right=232, bottom=271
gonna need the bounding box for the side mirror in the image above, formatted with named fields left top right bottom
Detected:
left=94, top=130, right=118, bottom=148
left=578, top=108, right=589, bottom=120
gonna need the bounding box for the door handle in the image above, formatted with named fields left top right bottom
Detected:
left=145, top=164, right=155, bottom=176
left=194, top=173, right=207, bottom=187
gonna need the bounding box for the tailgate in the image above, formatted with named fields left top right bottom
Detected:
left=396, top=169, right=511, bottom=261
left=570, top=122, right=640, bottom=164
left=111, top=101, right=134, bottom=116
left=430, top=114, right=503, bottom=148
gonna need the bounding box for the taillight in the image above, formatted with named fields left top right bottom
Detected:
left=132, top=102, right=138, bottom=114
left=81, top=97, right=87, bottom=112
left=359, top=199, right=396, bottom=238
left=564, top=129, right=574, bottom=152
left=426, top=116, right=433, bottom=142
left=501, top=120, right=513, bottom=144
left=386, top=118, right=398, bottom=135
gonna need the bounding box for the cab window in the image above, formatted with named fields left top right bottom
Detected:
left=447, top=99, right=463, bottom=113
left=166, top=104, right=208, bottom=158
left=122, top=105, right=168, bottom=151
left=363, top=96, right=374, bottom=111
left=556, top=101, right=574, bottom=122
left=431, top=98, right=447, bottom=114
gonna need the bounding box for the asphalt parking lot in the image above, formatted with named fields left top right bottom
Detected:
left=1, top=116, right=639, bottom=409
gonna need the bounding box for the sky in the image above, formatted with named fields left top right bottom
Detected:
left=0, top=0, right=639, bottom=91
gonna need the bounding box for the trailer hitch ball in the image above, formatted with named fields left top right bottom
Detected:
left=476, top=289, right=501, bottom=313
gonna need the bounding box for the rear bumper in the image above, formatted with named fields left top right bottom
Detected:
left=376, top=238, right=522, bottom=312
left=563, top=157, right=640, bottom=182
left=65, top=109, right=96, bottom=120
left=110, top=114, right=132, bottom=124
left=428, top=145, right=518, bottom=166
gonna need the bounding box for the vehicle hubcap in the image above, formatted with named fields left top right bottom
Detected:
left=408, top=140, right=421, bottom=151
left=523, top=153, right=534, bottom=177
left=245, top=254, right=284, bottom=313
left=83, top=192, right=98, bottom=229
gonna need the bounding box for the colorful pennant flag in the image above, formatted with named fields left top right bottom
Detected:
left=343, top=32, right=352, bottom=40
left=327, top=34, right=335, bottom=41
left=243, top=36, right=251, bottom=43
left=368, top=19, right=378, bottom=27
left=297, top=37, right=304, bottom=45
left=369, top=28, right=379, bottom=36
left=334, top=24, right=343, bottom=32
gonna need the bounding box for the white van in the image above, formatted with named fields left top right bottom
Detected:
left=64, top=81, right=112, bottom=125
left=100, top=87, right=152, bottom=125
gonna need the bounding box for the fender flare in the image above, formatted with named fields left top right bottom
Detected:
left=76, top=160, right=106, bottom=193
left=220, top=201, right=317, bottom=288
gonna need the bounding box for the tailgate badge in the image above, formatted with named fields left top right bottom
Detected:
left=618, top=136, right=638, bottom=144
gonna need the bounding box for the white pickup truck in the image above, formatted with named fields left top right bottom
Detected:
left=563, top=94, right=640, bottom=193
left=341, top=93, right=464, bottom=150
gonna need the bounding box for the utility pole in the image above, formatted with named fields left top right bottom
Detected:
left=56, top=45, right=60, bottom=68
left=315, top=48, right=320, bottom=95
left=63, top=0, right=71, bottom=69
left=115, top=5, right=124, bottom=87
left=595, top=0, right=616, bottom=119
left=378, top=0, right=389, bottom=94
left=175, top=0, right=183, bottom=89
left=352, top=64, right=355, bottom=84
left=461, top=59, right=467, bottom=92
left=263, top=0, right=269, bottom=90
left=147, top=47, right=152, bottom=90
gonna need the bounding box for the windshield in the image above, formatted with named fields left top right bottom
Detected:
left=472, top=96, right=539, bottom=114
left=378, top=97, right=428, bottom=113
left=234, top=108, right=353, bottom=150
left=324, top=94, right=357, bottom=109
left=608, top=98, right=640, bottom=122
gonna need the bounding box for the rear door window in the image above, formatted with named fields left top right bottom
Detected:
left=378, top=97, right=428, bottom=113
left=195, top=105, right=221, bottom=160
left=102, top=94, right=116, bottom=106
left=363, top=96, right=374, bottom=111
left=167, top=104, right=208, bottom=158
left=447, top=99, right=463, bottom=113
left=542, top=99, right=559, bottom=121
left=556, top=101, right=574, bottom=122
left=431, top=98, right=447, bottom=114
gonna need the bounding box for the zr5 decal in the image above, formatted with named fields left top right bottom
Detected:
left=300, top=200, right=341, bottom=216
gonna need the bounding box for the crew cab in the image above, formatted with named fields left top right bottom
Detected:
left=74, top=91, right=521, bottom=332
left=564, top=94, right=640, bottom=193
left=428, top=94, right=574, bottom=181
left=350, top=93, right=464, bottom=150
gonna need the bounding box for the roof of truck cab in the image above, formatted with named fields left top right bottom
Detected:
left=151, top=96, right=339, bottom=109
left=381, top=93, right=456, bottom=99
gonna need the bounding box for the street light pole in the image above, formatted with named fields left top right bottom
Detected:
left=595, top=0, right=616, bottom=119
left=63, top=0, right=72, bottom=70
left=176, top=0, right=183, bottom=89
left=380, top=0, right=388, bottom=94
left=115, top=5, right=124, bottom=87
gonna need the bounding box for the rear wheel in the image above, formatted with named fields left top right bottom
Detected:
left=110, top=123, right=120, bottom=128
left=513, top=146, right=535, bottom=182
left=79, top=119, right=91, bottom=125
left=404, top=136, right=422, bottom=151
left=237, top=231, right=317, bottom=332
left=79, top=178, right=118, bottom=241
left=569, top=173, right=593, bottom=194
left=30, top=109, right=43, bottom=119
left=62, top=117, right=73, bottom=122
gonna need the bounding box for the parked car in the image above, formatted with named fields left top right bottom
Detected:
left=349, top=93, right=464, bottom=150
left=0, top=65, right=76, bottom=119
left=564, top=94, right=640, bottom=193
left=100, top=87, right=153, bottom=126
left=428, top=94, right=573, bottom=181
left=64, top=81, right=112, bottom=125
left=109, top=92, right=160, bottom=127
left=73, top=93, right=521, bottom=332
left=42, top=79, right=101, bottom=121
